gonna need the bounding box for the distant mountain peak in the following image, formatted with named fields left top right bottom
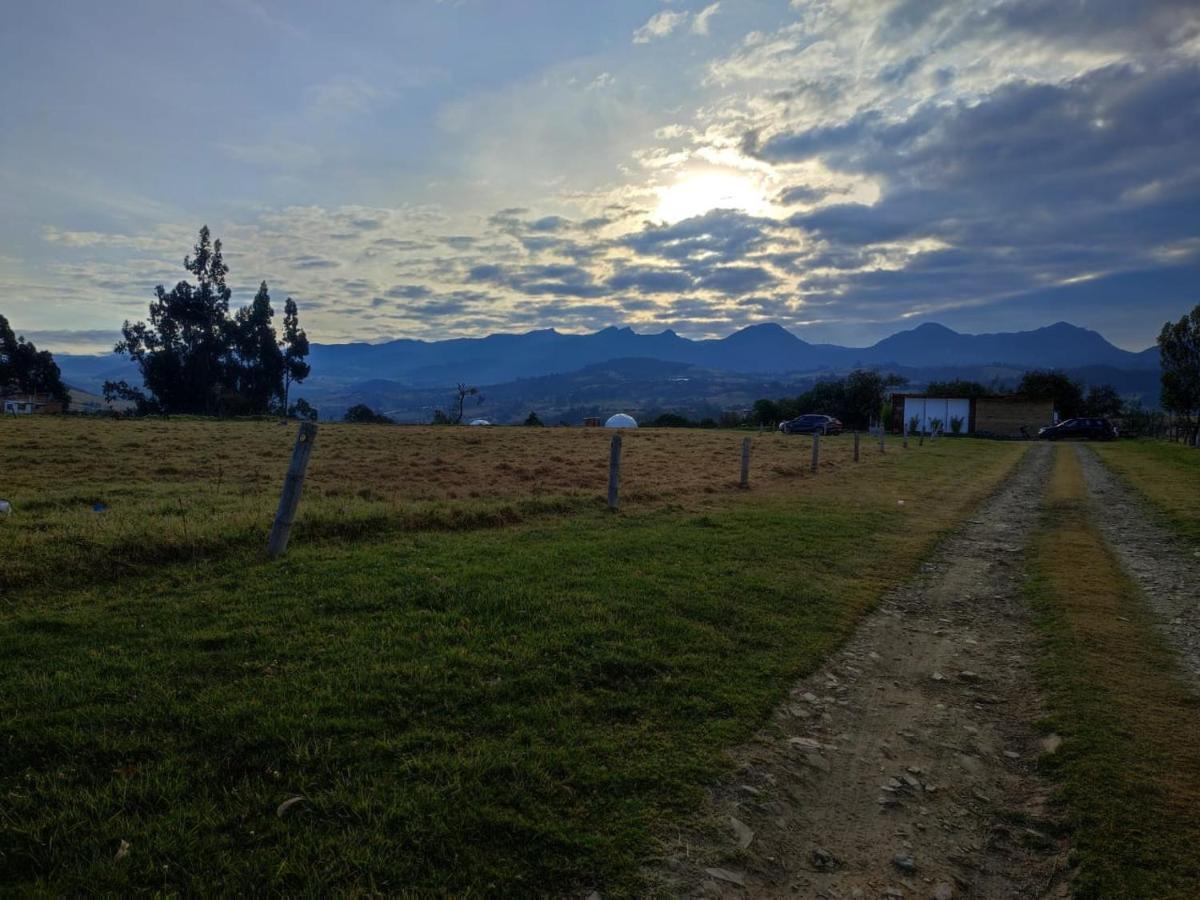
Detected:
left=737, top=322, right=792, bottom=334
left=907, top=322, right=959, bottom=335
left=1039, top=320, right=1097, bottom=335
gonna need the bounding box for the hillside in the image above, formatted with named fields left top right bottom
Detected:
left=54, top=320, right=1162, bottom=420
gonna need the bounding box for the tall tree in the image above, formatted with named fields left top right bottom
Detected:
left=841, top=369, right=907, bottom=429
left=113, top=228, right=310, bottom=416
left=452, top=382, right=482, bottom=424
left=227, top=281, right=284, bottom=414
left=1083, top=383, right=1123, bottom=418
left=1158, top=304, right=1200, bottom=430
left=750, top=398, right=784, bottom=426
left=116, top=226, right=233, bottom=415
left=280, top=297, right=310, bottom=415
left=0, top=314, right=69, bottom=406
left=0, top=314, right=12, bottom=389
left=1017, top=369, right=1085, bottom=419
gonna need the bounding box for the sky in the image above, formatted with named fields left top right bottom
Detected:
left=1, top=0, right=1198, bottom=354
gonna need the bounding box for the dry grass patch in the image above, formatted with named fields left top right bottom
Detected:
left=0, top=417, right=883, bottom=598
left=1027, top=446, right=1200, bottom=898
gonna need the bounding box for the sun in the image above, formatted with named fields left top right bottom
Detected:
left=653, top=168, right=773, bottom=224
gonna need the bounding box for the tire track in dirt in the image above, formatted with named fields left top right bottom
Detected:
left=1076, top=445, right=1200, bottom=691
left=652, top=444, right=1068, bottom=899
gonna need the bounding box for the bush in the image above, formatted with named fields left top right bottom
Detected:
left=345, top=404, right=394, bottom=424
left=289, top=398, right=318, bottom=421
left=950, top=416, right=964, bottom=434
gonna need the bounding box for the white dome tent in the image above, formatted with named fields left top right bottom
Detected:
left=468, top=418, right=491, bottom=426
left=604, top=413, right=638, bottom=429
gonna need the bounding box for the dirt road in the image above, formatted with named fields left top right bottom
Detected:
left=1076, top=446, right=1200, bottom=690
left=653, top=444, right=1069, bottom=898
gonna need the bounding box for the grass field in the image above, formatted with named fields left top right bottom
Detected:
left=0, top=419, right=1023, bottom=893
left=1, top=417, right=872, bottom=600
left=1027, top=446, right=1200, bottom=898
left=1091, top=439, right=1200, bottom=544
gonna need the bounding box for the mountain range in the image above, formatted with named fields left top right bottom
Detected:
left=299, top=320, right=1157, bottom=387
left=54, top=320, right=1161, bottom=421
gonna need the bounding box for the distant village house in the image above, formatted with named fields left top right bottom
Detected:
left=890, top=393, right=1054, bottom=438
left=2, top=392, right=65, bottom=415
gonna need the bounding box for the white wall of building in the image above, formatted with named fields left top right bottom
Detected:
left=903, top=397, right=972, bottom=433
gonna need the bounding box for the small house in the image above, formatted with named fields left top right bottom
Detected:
left=890, top=393, right=1053, bottom=438
left=2, top=392, right=65, bottom=415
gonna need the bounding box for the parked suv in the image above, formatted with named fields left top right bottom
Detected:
left=1037, top=417, right=1118, bottom=441
left=779, top=414, right=844, bottom=435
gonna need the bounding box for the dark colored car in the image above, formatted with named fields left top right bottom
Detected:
left=1038, top=417, right=1118, bottom=441
left=779, top=414, right=844, bottom=435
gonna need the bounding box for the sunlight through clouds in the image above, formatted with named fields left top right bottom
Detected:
left=653, top=168, right=778, bottom=224
left=3, top=0, right=1199, bottom=351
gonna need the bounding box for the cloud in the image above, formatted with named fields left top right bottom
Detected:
left=633, top=10, right=689, bottom=44
left=692, top=3, right=721, bottom=35
left=622, top=209, right=774, bottom=263
left=40, top=226, right=177, bottom=252
left=386, top=284, right=433, bottom=299
left=973, top=0, right=1200, bottom=53
left=20, top=328, right=120, bottom=346
left=777, top=184, right=833, bottom=205
left=607, top=266, right=695, bottom=294
left=696, top=264, right=775, bottom=295
left=292, top=255, right=340, bottom=269
left=467, top=262, right=607, bottom=298
left=528, top=215, right=572, bottom=232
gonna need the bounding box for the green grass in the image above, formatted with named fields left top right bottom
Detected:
left=1025, top=447, right=1200, bottom=899
left=1091, top=439, right=1200, bottom=544
left=0, top=417, right=874, bottom=601
left=0, top=431, right=1023, bottom=894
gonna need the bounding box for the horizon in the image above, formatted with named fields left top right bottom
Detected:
left=28, top=316, right=1160, bottom=361
left=3, top=2, right=1199, bottom=355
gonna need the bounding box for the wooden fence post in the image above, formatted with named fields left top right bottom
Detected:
left=740, top=437, right=751, bottom=488
left=853, top=431, right=860, bottom=462
left=811, top=432, right=820, bottom=473
left=903, top=424, right=909, bottom=449
left=268, top=422, right=317, bottom=559
left=607, top=433, right=623, bottom=511
left=879, top=428, right=886, bottom=454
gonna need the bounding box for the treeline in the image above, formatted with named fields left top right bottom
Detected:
left=1006, top=370, right=1123, bottom=419
left=749, top=369, right=908, bottom=429
left=104, top=226, right=312, bottom=417
left=1159, top=305, right=1200, bottom=434
left=967, top=370, right=1166, bottom=433
left=0, top=315, right=69, bottom=405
